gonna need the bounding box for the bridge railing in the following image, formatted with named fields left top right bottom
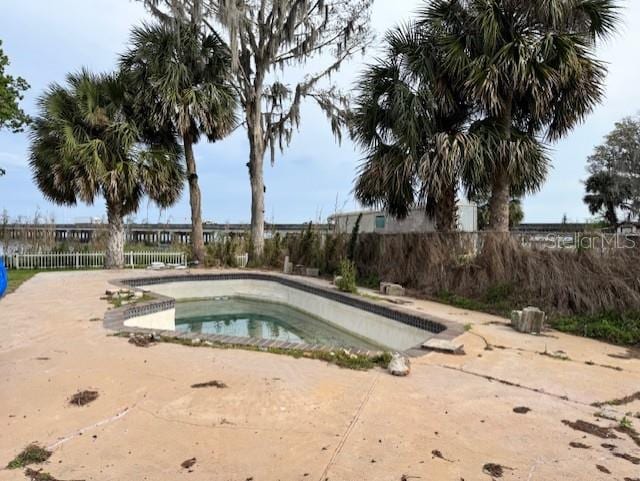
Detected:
left=1, top=251, right=187, bottom=270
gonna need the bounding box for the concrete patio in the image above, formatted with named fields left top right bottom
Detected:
left=1, top=270, right=639, bottom=480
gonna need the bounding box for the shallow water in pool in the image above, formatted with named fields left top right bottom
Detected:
left=175, top=297, right=383, bottom=350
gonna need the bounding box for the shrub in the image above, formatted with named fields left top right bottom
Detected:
left=263, top=233, right=284, bottom=267
left=347, top=213, right=362, bottom=261
left=321, top=233, right=347, bottom=275
left=551, top=311, right=640, bottom=346
left=336, top=259, right=357, bottom=293
left=6, top=444, right=51, bottom=469
left=205, top=235, right=246, bottom=267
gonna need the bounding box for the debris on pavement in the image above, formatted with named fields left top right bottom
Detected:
left=191, top=380, right=227, bottom=389
left=69, top=390, right=99, bottom=407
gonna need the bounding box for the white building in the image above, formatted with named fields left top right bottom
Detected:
left=328, top=203, right=478, bottom=234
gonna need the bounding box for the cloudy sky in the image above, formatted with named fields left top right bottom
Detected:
left=1, top=0, right=639, bottom=225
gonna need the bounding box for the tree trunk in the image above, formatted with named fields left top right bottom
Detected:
left=605, top=203, right=618, bottom=227
left=247, top=98, right=265, bottom=260
left=184, top=134, right=205, bottom=266
left=106, top=202, right=125, bottom=269
left=487, top=169, right=511, bottom=232
left=435, top=182, right=458, bottom=232
left=488, top=100, right=513, bottom=232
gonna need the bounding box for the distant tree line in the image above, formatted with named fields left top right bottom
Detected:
left=583, top=117, right=640, bottom=227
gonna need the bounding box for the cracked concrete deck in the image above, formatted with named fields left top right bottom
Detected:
left=1, top=269, right=639, bottom=481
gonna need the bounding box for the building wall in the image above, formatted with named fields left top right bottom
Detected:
left=384, top=211, right=438, bottom=234
left=457, top=204, right=478, bottom=232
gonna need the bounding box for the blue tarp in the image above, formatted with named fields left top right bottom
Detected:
left=0, top=258, right=7, bottom=297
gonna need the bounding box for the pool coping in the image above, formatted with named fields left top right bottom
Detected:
left=103, top=271, right=465, bottom=356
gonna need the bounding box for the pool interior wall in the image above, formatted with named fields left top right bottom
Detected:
left=136, top=279, right=435, bottom=351
left=175, top=297, right=385, bottom=351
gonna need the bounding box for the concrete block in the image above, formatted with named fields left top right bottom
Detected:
left=422, top=338, right=465, bottom=355
left=305, top=268, right=320, bottom=277
left=283, top=256, right=293, bottom=274
left=511, top=307, right=545, bottom=334
left=380, top=282, right=405, bottom=296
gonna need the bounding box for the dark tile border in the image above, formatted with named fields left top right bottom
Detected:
left=104, top=272, right=464, bottom=355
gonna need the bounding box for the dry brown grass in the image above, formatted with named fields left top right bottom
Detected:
left=286, top=232, right=640, bottom=318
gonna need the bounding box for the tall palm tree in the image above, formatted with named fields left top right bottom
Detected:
left=350, top=23, right=475, bottom=231
left=29, top=70, right=184, bottom=268
left=423, top=0, right=619, bottom=231
left=120, top=21, right=237, bottom=266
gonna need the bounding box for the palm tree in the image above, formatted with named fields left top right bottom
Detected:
left=424, top=0, right=619, bottom=231
left=120, top=21, right=237, bottom=266
left=584, top=171, right=631, bottom=227
left=350, top=23, right=476, bottom=231
left=29, top=70, right=184, bottom=268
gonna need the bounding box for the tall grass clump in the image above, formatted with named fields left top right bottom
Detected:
left=205, top=235, right=247, bottom=267
left=339, top=232, right=640, bottom=336
left=336, top=259, right=357, bottom=293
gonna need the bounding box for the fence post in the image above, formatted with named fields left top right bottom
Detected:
left=15, top=254, right=19, bottom=270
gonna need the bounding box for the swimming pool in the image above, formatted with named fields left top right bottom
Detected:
left=107, top=273, right=459, bottom=353
left=175, top=297, right=383, bottom=351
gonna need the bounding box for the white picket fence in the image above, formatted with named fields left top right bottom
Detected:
left=2, top=251, right=186, bottom=270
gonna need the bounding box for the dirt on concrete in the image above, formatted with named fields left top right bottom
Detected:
left=562, top=419, right=618, bottom=439
left=592, top=391, right=640, bottom=408
left=512, top=406, right=531, bottom=414
left=615, top=425, right=640, bottom=448
left=181, top=458, right=196, bottom=469
left=569, top=442, right=590, bottom=449
left=190, top=380, right=227, bottom=389
left=612, top=451, right=640, bottom=465
left=482, top=463, right=508, bottom=478
left=430, top=449, right=453, bottom=462
left=68, top=390, right=99, bottom=407
left=24, top=468, right=86, bottom=481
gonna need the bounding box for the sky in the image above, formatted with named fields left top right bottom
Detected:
left=1, top=0, right=640, bottom=225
